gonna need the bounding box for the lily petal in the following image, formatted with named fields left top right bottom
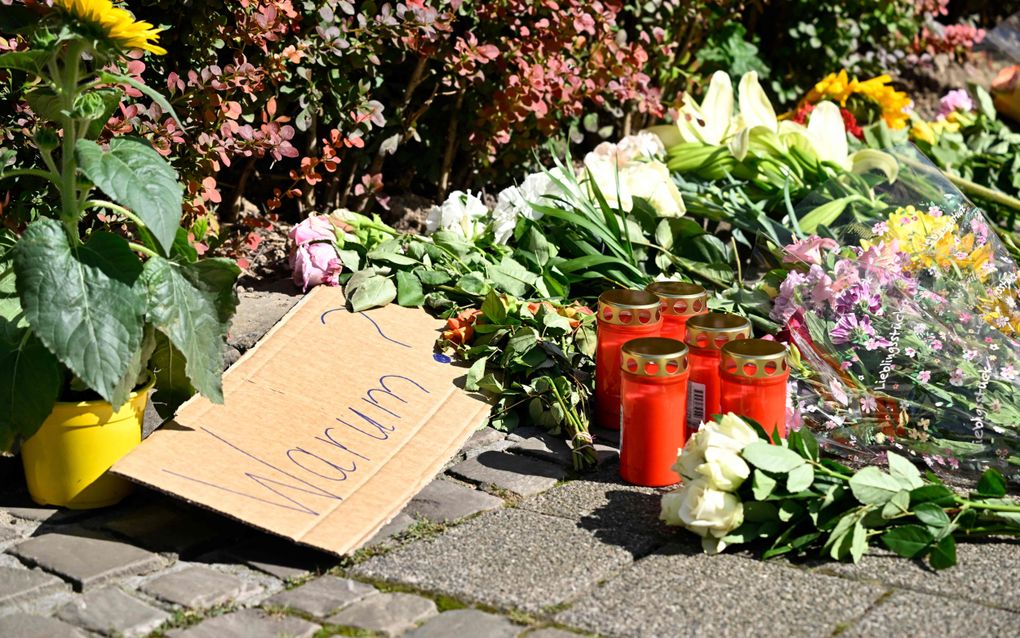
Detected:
left=849, top=149, right=899, bottom=182
left=738, top=71, right=777, bottom=132
left=807, top=101, right=849, bottom=167
left=700, top=71, right=734, bottom=145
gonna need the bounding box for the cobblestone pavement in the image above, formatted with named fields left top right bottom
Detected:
left=2, top=281, right=1019, bottom=638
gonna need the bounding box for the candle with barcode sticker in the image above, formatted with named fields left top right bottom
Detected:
left=684, top=313, right=752, bottom=435
left=595, top=289, right=662, bottom=430
left=645, top=281, right=708, bottom=343
left=619, top=337, right=689, bottom=486
left=720, top=339, right=790, bottom=439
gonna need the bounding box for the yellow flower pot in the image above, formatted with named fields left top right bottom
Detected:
left=21, top=380, right=153, bottom=509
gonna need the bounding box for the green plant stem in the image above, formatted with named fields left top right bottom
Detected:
left=86, top=199, right=145, bottom=228
left=0, top=168, right=61, bottom=186
left=894, top=152, right=1020, bottom=214
left=128, top=242, right=159, bottom=258
left=809, top=460, right=853, bottom=481
left=957, top=498, right=1020, bottom=513
left=58, top=40, right=85, bottom=242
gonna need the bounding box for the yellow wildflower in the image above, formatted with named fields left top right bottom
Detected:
left=870, top=205, right=993, bottom=277
left=53, top=0, right=166, bottom=55
left=980, top=295, right=1020, bottom=338
left=909, top=117, right=960, bottom=145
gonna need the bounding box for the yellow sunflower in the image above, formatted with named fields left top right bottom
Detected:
left=805, top=71, right=911, bottom=130
left=53, top=0, right=166, bottom=55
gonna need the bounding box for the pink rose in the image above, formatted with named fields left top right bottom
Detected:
left=289, top=215, right=337, bottom=246
left=290, top=241, right=342, bottom=292
left=782, top=236, right=839, bottom=266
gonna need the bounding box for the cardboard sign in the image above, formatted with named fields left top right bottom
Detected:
left=113, top=286, right=490, bottom=556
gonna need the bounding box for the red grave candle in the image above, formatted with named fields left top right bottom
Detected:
left=619, top=337, right=690, bottom=487
left=595, top=289, right=662, bottom=430
left=684, top=313, right=752, bottom=435
left=720, top=339, right=790, bottom=439
left=646, top=281, right=708, bottom=344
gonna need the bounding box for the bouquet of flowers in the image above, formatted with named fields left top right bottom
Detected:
left=771, top=150, right=1020, bottom=481
left=661, top=414, right=1020, bottom=570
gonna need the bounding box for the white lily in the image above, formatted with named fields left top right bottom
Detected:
left=728, top=71, right=782, bottom=160
left=801, top=102, right=898, bottom=180
left=676, top=71, right=735, bottom=146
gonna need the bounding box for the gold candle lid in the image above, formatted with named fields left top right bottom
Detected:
left=621, top=337, right=689, bottom=378
left=646, top=281, right=708, bottom=317
left=721, top=339, right=788, bottom=379
left=685, top=312, right=751, bottom=350
left=597, top=289, right=662, bottom=327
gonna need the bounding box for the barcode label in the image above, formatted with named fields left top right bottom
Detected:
left=687, top=381, right=706, bottom=431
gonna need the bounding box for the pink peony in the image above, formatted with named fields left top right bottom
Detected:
left=782, top=236, right=839, bottom=266
left=289, top=215, right=337, bottom=246
left=291, top=241, right=342, bottom=292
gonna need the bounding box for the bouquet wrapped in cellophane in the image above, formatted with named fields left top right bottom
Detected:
left=772, top=147, right=1020, bottom=481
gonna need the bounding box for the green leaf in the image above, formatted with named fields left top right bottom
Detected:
left=744, top=501, right=779, bottom=522
left=0, top=326, right=62, bottom=441
left=395, top=270, right=425, bottom=307
left=149, top=331, right=194, bottom=419
left=798, top=196, right=855, bottom=234
left=849, top=466, right=903, bottom=505
left=181, top=259, right=240, bottom=324
left=456, top=272, right=490, bottom=296
left=786, top=463, right=815, bottom=492
left=887, top=452, right=924, bottom=490
left=415, top=268, right=452, bottom=286
left=752, top=469, right=777, bottom=500
left=881, top=524, right=934, bottom=558
left=76, top=137, right=183, bottom=254
left=976, top=468, right=1007, bottom=497
left=741, top=440, right=805, bottom=474
left=349, top=275, right=397, bottom=312
left=788, top=428, right=819, bottom=461
left=481, top=290, right=507, bottom=324
left=368, top=250, right=419, bottom=267
left=14, top=219, right=145, bottom=407
left=486, top=256, right=536, bottom=297
left=0, top=49, right=48, bottom=74
left=142, top=256, right=227, bottom=404
left=928, top=534, right=957, bottom=570
left=881, top=490, right=910, bottom=519
left=909, top=484, right=956, bottom=508
left=913, top=503, right=951, bottom=530
left=464, top=356, right=488, bottom=392
left=849, top=520, right=868, bottom=563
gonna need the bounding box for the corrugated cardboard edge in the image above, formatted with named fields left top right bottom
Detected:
left=114, top=289, right=492, bottom=556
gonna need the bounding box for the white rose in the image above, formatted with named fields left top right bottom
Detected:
left=425, top=190, right=488, bottom=239
left=623, top=160, right=686, bottom=218
left=616, top=131, right=666, bottom=162
left=696, top=446, right=751, bottom=492
left=659, top=490, right=687, bottom=527
left=700, top=413, right=759, bottom=453
left=674, top=478, right=744, bottom=540
left=582, top=152, right=633, bottom=212
left=673, top=429, right=709, bottom=481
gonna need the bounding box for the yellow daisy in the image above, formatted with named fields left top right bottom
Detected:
left=53, top=0, right=166, bottom=55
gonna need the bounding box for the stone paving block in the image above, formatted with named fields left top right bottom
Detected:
left=327, top=592, right=437, bottom=636
left=0, top=613, right=86, bottom=637
left=405, top=608, right=520, bottom=638
left=367, top=512, right=416, bottom=547
left=101, top=500, right=237, bottom=555
left=448, top=451, right=566, bottom=497
left=404, top=478, right=504, bottom=522
left=556, top=544, right=885, bottom=638
left=462, top=427, right=507, bottom=454
left=0, top=565, right=66, bottom=605
left=228, top=283, right=301, bottom=351
left=352, top=508, right=661, bottom=613
left=171, top=608, right=319, bottom=638
left=523, top=629, right=583, bottom=638
left=264, top=575, right=376, bottom=617
left=507, top=428, right=620, bottom=468
left=216, top=535, right=337, bottom=581
left=518, top=465, right=670, bottom=538
left=815, top=541, right=1020, bottom=611
left=4, top=502, right=91, bottom=524
left=843, top=589, right=1020, bottom=637
left=8, top=532, right=164, bottom=591
left=55, top=586, right=170, bottom=638
left=141, top=565, right=259, bottom=608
